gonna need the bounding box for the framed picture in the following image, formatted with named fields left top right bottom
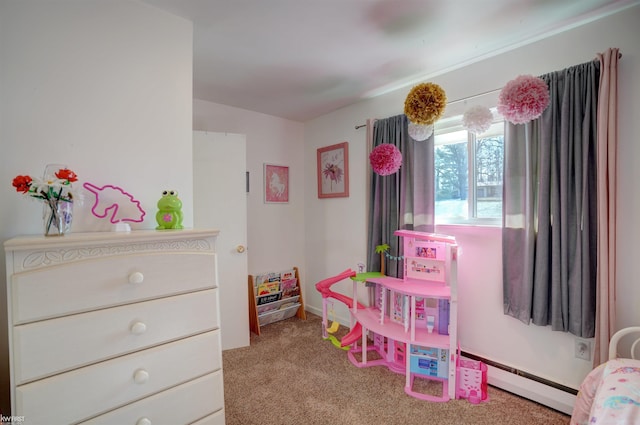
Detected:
left=264, top=164, right=289, bottom=203
left=317, top=142, right=349, bottom=198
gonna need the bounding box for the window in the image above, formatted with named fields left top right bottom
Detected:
left=434, top=112, right=504, bottom=225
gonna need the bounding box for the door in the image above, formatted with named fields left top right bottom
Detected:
left=193, top=131, right=249, bottom=350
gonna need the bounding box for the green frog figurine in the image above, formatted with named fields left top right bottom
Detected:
left=155, top=190, right=184, bottom=230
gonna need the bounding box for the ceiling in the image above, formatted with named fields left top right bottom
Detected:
left=140, top=0, right=633, bottom=122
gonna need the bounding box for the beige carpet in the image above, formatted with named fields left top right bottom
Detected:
left=222, top=313, right=571, bottom=425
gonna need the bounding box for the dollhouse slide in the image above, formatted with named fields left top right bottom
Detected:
left=315, top=269, right=365, bottom=347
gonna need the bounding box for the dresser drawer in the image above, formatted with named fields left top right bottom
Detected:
left=11, top=252, right=217, bottom=324
left=192, top=410, right=225, bottom=425
left=16, top=330, right=221, bottom=425
left=13, top=289, right=219, bottom=385
left=82, top=371, right=224, bottom=425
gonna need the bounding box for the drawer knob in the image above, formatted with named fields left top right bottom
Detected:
left=128, top=272, right=144, bottom=284
left=136, top=418, right=152, bottom=425
left=130, top=321, right=147, bottom=335
left=133, top=368, right=149, bottom=384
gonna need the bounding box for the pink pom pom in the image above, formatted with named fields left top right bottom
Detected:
left=497, top=75, right=550, bottom=124
left=370, top=144, right=402, bottom=176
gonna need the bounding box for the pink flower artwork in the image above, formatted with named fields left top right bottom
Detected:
left=323, top=162, right=344, bottom=189
left=317, top=142, right=349, bottom=198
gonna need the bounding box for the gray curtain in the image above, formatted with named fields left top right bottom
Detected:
left=367, top=114, right=435, bottom=278
left=503, top=61, right=599, bottom=338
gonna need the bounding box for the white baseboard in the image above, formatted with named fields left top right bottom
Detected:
left=486, top=365, right=575, bottom=415
left=306, top=305, right=323, bottom=318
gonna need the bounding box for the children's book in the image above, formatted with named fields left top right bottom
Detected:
left=257, top=281, right=280, bottom=295
left=257, top=292, right=282, bottom=305
left=280, top=278, right=299, bottom=298
left=255, top=272, right=281, bottom=293
left=280, top=268, right=296, bottom=281
left=255, top=272, right=280, bottom=286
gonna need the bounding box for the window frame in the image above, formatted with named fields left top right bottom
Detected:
left=434, top=112, right=504, bottom=227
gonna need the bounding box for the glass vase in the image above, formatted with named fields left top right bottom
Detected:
left=43, top=200, right=73, bottom=236
left=43, top=163, right=67, bottom=180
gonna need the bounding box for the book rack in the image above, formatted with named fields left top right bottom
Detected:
left=248, top=266, right=306, bottom=336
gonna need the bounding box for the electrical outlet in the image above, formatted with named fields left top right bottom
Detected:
left=575, top=339, right=592, bottom=361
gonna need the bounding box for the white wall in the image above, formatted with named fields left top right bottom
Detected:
left=193, top=100, right=306, bottom=280
left=0, top=0, right=193, bottom=413
left=0, top=1, right=194, bottom=234
left=303, top=3, right=640, bottom=393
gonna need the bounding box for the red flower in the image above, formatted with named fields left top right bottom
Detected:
left=12, top=175, right=33, bottom=193
left=55, top=168, right=78, bottom=182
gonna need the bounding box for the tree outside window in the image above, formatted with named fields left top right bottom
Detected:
left=434, top=119, right=504, bottom=224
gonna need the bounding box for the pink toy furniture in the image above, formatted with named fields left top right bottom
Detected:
left=457, top=356, right=488, bottom=403
left=347, top=230, right=459, bottom=402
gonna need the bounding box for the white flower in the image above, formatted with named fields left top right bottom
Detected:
left=408, top=122, right=434, bottom=141
left=462, top=105, right=493, bottom=134
left=28, top=177, right=75, bottom=201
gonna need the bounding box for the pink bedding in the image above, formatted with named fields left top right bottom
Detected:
left=571, top=358, right=640, bottom=425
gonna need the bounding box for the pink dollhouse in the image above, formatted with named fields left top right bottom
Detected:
left=343, top=230, right=459, bottom=401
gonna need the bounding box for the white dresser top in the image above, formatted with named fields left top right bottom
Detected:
left=4, top=228, right=220, bottom=251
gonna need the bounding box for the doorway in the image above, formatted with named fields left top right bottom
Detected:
left=193, top=131, right=249, bottom=350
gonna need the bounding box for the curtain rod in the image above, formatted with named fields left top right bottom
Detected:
left=447, top=87, right=502, bottom=106
left=355, top=119, right=377, bottom=130
left=355, top=49, right=621, bottom=130
left=354, top=87, right=501, bottom=130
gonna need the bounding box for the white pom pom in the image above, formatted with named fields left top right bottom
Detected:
left=462, top=105, right=493, bottom=134
left=408, top=122, right=434, bottom=141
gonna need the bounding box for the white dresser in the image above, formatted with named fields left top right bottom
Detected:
left=3, top=229, right=225, bottom=425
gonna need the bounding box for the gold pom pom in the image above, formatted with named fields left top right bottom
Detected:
left=404, top=83, right=447, bottom=125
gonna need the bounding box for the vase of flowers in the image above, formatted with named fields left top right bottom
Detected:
left=41, top=194, right=74, bottom=236
left=12, top=165, right=79, bottom=236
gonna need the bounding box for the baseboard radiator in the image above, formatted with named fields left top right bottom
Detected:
left=307, top=306, right=576, bottom=416
left=461, top=351, right=576, bottom=415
